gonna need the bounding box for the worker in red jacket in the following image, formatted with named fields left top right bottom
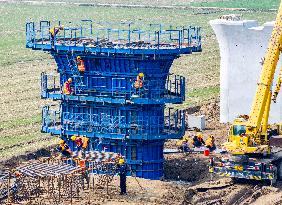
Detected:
left=71, top=135, right=89, bottom=157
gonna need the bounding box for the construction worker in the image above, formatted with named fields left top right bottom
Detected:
left=133, top=72, right=145, bottom=95
left=71, top=135, right=89, bottom=157
left=76, top=56, right=85, bottom=74
left=182, top=138, right=190, bottom=152
left=49, top=25, right=64, bottom=46
left=176, top=135, right=191, bottom=152
left=134, top=73, right=144, bottom=88
left=205, top=135, right=216, bottom=152
left=63, top=78, right=73, bottom=95
left=57, top=140, right=72, bottom=157
left=117, top=157, right=127, bottom=195
left=192, top=132, right=205, bottom=148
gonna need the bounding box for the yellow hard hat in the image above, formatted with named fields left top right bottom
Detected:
left=197, top=132, right=203, bottom=137
left=71, top=135, right=77, bottom=141
left=138, top=73, right=144, bottom=77
left=119, top=158, right=125, bottom=164
left=59, top=139, right=65, bottom=145
left=67, top=78, right=72, bottom=82
left=77, top=56, right=81, bottom=59
left=60, top=25, right=64, bottom=29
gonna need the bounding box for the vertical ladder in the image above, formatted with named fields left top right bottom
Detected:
left=66, top=55, right=86, bottom=94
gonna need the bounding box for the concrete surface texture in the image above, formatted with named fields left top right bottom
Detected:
left=187, top=114, right=206, bottom=130
left=210, top=19, right=282, bottom=123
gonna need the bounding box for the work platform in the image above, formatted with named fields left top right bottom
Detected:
left=41, top=72, right=186, bottom=104
left=26, top=20, right=202, bottom=179
left=26, top=21, right=201, bottom=55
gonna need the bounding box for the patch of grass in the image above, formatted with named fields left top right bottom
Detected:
left=0, top=137, right=57, bottom=161
left=188, top=85, right=219, bottom=99
left=0, top=134, right=39, bottom=147
left=192, top=0, right=280, bottom=10
left=0, top=115, right=41, bottom=130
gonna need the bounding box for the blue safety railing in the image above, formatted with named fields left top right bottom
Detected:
left=41, top=72, right=185, bottom=103
left=26, top=20, right=202, bottom=53
left=41, top=105, right=185, bottom=140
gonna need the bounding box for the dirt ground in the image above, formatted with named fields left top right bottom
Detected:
left=3, top=101, right=282, bottom=205
left=167, top=101, right=282, bottom=205
left=183, top=178, right=282, bottom=205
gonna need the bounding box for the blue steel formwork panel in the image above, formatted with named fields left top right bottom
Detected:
left=27, top=20, right=202, bottom=180
left=62, top=138, right=164, bottom=179
left=41, top=103, right=185, bottom=140
left=52, top=53, right=175, bottom=99
left=41, top=71, right=186, bottom=104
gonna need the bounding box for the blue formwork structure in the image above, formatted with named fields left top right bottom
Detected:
left=26, top=20, right=202, bottom=179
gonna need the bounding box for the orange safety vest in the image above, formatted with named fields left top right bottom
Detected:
left=63, top=81, right=72, bottom=95
left=205, top=137, right=214, bottom=147
left=77, top=59, right=85, bottom=72
left=79, top=160, right=86, bottom=169
left=134, top=80, right=143, bottom=88
left=134, top=76, right=143, bottom=88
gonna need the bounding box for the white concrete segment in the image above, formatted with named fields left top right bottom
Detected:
left=210, top=19, right=282, bottom=123
left=187, top=114, right=205, bottom=130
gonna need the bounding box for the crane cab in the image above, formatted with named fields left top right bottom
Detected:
left=222, top=118, right=248, bottom=154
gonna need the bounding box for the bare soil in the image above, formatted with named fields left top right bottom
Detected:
left=3, top=101, right=282, bottom=205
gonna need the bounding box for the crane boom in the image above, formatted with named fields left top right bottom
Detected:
left=209, top=1, right=282, bottom=185
left=246, top=1, right=282, bottom=136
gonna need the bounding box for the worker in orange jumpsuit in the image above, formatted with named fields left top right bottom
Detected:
left=71, top=135, right=89, bottom=157
left=134, top=73, right=145, bottom=96
left=57, top=139, right=72, bottom=157
left=76, top=56, right=85, bottom=74
left=63, top=78, right=73, bottom=95
left=134, top=73, right=144, bottom=89
left=49, top=25, right=64, bottom=46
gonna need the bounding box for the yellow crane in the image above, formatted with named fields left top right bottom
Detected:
left=209, top=1, right=282, bottom=184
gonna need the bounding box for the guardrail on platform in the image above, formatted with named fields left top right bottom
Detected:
left=42, top=105, right=185, bottom=140
left=26, top=20, right=201, bottom=51
left=41, top=72, right=185, bottom=102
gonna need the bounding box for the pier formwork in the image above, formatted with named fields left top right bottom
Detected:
left=26, top=20, right=202, bottom=179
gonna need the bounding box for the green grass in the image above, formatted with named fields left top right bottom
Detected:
left=0, top=2, right=277, bottom=100
left=0, top=115, right=41, bottom=130
left=0, top=134, right=39, bottom=147
left=0, top=137, right=57, bottom=160
left=0, top=2, right=277, bottom=104
left=192, top=0, right=280, bottom=10
left=189, top=86, right=220, bottom=99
